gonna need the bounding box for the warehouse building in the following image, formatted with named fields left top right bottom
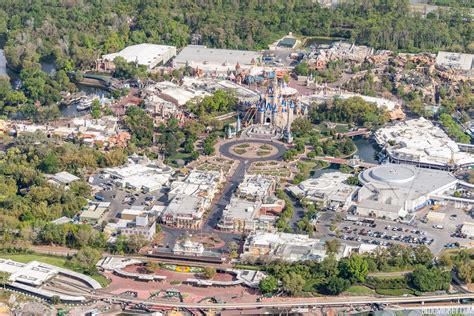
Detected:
left=48, top=171, right=80, bottom=188
left=356, top=164, right=458, bottom=220
left=436, top=51, right=474, bottom=72
left=79, top=201, right=111, bottom=225
left=174, top=45, right=261, bottom=73
left=98, top=43, right=177, bottom=71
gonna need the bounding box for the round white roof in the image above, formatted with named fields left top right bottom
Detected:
left=367, top=164, right=416, bottom=184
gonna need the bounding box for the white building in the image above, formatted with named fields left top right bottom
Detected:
left=288, top=172, right=358, bottom=211
left=461, top=222, right=474, bottom=238
left=174, top=45, right=261, bottom=73
left=49, top=171, right=80, bottom=187
left=374, top=118, right=474, bottom=170
left=104, top=157, right=174, bottom=192
left=161, top=194, right=206, bottom=229
left=100, top=44, right=177, bottom=70
left=235, top=174, right=276, bottom=202
left=172, top=238, right=205, bottom=256
left=242, top=232, right=350, bottom=263
left=356, top=164, right=458, bottom=220
left=217, top=174, right=281, bottom=232
left=162, top=170, right=224, bottom=229
left=436, top=51, right=474, bottom=72
left=120, top=214, right=157, bottom=241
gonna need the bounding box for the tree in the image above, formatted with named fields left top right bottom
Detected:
left=339, top=255, right=369, bottom=283
left=414, top=245, right=434, bottom=266
left=68, top=247, right=101, bottom=275
left=50, top=295, right=61, bottom=305
left=456, top=262, right=473, bottom=284
left=411, top=266, right=451, bottom=292
left=346, top=176, right=360, bottom=186
left=282, top=272, right=305, bottom=296
left=145, top=262, right=159, bottom=274
left=124, top=106, right=154, bottom=147
left=320, top=255, right=339, bottom=277
left=0, top=272, right=10, bottom=289
left=325, top=276, right=350, bottom=295
left=259, top=275, right=278, bottom=294
left=126, top=234, right=150, bottom=253
left=291, top=117, right=313, bottom=137
left=203, top=267, right=216, bottom=279
left=324, top=239, right=341, bottom=256
left=438, top=253, right=453, bottom=269
left=90, top=99, right=101, bottom=119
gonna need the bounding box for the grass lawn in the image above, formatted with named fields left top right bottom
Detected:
left=344, top=285, right=375, bottom=295
left=375, top=288, right=414, bottom=296
left=256, top=150, right=270, bottom=156
left=315, top=123, right=349, bottom=135
left=169, top=152, right=192, bottom=160
left=233, top=148, right=246, bottom=155
left=236, top=143, right=250, bottom=148
left=0, top=253, right=70, bottom=268
left=0, top=253, right=110, bottom=287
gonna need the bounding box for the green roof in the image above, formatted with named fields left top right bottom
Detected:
left=278, top=37, right=297, bottom=48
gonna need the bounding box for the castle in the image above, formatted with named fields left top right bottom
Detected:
left=254, top=75, right=306, bottom=143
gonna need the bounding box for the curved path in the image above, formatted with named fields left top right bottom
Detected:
left=219, top=139, right=287, bottom=162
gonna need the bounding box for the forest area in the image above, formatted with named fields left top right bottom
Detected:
left=0, top=0, right=471, bottom=113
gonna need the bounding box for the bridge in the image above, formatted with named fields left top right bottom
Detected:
left=339, top=128, right=371, bottom=138
left=215, top=111, right=238, bottom=121
left=315, top=156, right=376, bottom=169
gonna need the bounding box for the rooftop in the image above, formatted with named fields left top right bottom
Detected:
left=288, top=172, right=357, bottom=203
left=222, top=197, right=260, bottom=221
left=358, top=163, right=458, bottom=211
left=374, top=118, right=474, bottom=167
left=174, top=45, right=261, bottom=70
left=237, top=174, right=275, bottom=201
left=162, top=194, right=204, bottom=218
left=436, top=51, right=474, bottom=71
left=52, top=171, right=80, bottom=185
left=102, top=43, right=176, bottom=67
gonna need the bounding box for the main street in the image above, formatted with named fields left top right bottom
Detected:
left=203, top=139, right=288, bottom=231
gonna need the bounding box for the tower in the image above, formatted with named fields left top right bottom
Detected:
left=236, top=114, right=241, bottom=133
left=284, top=102, right=293, bottom=144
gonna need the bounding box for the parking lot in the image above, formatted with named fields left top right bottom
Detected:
left=89, top=174, right=168, bottom=221
left=327, top=203, right=474, bottom=254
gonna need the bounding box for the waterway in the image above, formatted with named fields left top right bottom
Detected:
left=352, top=136, right=380, bottom=164
left=311, top=136, right=381, bottom=179
left=0, top=49, right=109, bottom=118
left=59, top=83, right=109, bottom=118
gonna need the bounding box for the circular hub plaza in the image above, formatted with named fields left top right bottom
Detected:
left=219, top=139, right=287, bottom=162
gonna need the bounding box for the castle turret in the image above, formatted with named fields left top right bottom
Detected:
left=236, top=114, right=241, bottom=133
left=284, top=104, right=293, bottom=144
